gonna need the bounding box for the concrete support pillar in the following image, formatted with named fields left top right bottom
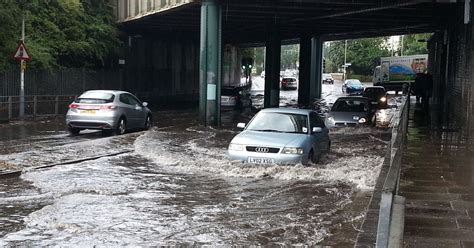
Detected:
left=309, top=36, right=323, bottom=101
left=298, top=35, right=311, bottom=106
left=199, top=0, right=221, bottom=126
left=264, top=24, right=281, bottom=108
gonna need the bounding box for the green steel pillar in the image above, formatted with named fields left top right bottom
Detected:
left=309, top=36, right=323, bottom=101
left=298, top=35, right=311, bottom=106
left=264, top=24, right=281, bottom=108
left=199, top=0, right=222, bottom=126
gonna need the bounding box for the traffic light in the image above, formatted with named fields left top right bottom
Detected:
left=323, top=58, right=326, bottom=73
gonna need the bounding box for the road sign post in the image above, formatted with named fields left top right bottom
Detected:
left=12, top=18, right=31, bottom=118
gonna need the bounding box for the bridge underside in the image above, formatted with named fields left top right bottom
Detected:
left=120, top=1, right=460, bottom=42
left=118, top=0, right=467, bottom=126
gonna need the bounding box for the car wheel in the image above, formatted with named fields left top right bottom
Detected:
left=144, top=115, right=152, bottom=130
left=101, top=129, right=113, bottom=136
left=308, top=149, right=321, bottom=165
left=115, top=117, right=126, bottom=135
left=68, top=127, right=80, bottom=136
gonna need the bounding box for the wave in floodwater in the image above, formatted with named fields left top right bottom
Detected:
left=0, top=121, right=386, bottom=246
left=0, top=154, right=355, bottom=246
left=134, top=126, right=384, bottom=190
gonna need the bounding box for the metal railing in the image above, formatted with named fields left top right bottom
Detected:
left=0, top=95, right=76, bottom=121
left=375, top=93, right=410, bottom=247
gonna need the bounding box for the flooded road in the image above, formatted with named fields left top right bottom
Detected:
left=0, top=80, right=395, bottom=246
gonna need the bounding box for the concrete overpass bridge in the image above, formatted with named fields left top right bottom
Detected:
left=116, top=0, right=472, bottom=131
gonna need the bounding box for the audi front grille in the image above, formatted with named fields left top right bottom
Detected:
left=246, top=146, right=280, bottom=153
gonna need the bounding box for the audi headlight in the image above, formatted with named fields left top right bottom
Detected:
left=380, top=97, right=387, bottom=102
left=358, top=118, right=367, bottom=124
left=282, top=147, right=304, bottom=154
left=228, top=143, right=244, bottom=151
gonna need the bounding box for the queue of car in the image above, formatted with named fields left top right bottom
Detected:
left=66, top=79, right=389, bottom=167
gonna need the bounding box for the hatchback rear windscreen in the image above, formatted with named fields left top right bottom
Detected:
left=76, top=92, right=115, bottom=104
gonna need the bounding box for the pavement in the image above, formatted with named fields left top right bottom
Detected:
left=400, top=102, right=474, bottom=247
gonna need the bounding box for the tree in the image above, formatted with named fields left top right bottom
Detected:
left=401, top=33, right=432, bottom=55
left=0, top=0, right=120, bottom=70
left=281, top=44, right=299, bottom=69
left=326, top=37, right=391, bottom=75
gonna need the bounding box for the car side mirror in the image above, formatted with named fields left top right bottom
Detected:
left=237, top=123, right=246, bottom=129
left=142, top=102, right=148, bottom=107
left=312, top=127, right=322, bottom=133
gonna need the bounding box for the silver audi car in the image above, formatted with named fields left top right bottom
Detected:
left=66, top=90, right=152, bottom=135
left=228, top=108, right=331, bottom=165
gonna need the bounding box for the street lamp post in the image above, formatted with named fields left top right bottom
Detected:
left=19, top=17, right=25, bottom=118
left=343, top=40, right=347, bottom=81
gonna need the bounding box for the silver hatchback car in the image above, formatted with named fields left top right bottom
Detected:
left=228, top=108, right=331, bottom=165
left=66, top=90, right=152, bottom=135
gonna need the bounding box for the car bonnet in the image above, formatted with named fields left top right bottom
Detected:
left=231, top=130, right=308, bottom=148
left=330, top=111, right=369, bottom=122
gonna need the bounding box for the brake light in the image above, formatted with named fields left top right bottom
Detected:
left=100, top=105, right=117, bottom=110
left=69, top=103, right=79, bottom=109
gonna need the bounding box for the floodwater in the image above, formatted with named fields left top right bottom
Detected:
left=0, top=80, right=395, bottom=246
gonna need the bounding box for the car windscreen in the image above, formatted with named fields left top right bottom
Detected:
left=347, top=80, right=362, bottom=86
left=246, top=112, right=308, bottom=134
left=323, top=74, right=332, bottom=79
left=331, top=99, right=369, bottom=112
left=283, top=78, right=296, bottom=82
left=221, top=88, right=238, bottom=96
left=363, top=88, right=385, bottom=98
left=76, top=92, right=115, bottom=104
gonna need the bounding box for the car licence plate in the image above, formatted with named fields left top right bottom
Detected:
left=248, top=157, right=274, bottom=164
left=81, top=109, right=96, bottom=114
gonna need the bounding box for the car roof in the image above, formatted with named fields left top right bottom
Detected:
left=259, top=108, right=313, bottom=115
left=82, top=90, right=131, bottom=95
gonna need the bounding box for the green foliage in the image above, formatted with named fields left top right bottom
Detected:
left=281, top=44, right=299, bottom=69
left=0, top=0, right=120, bottom=70
left=401, top=33, right=431, bottom=55
left=326, top=38, right=391, bottom=75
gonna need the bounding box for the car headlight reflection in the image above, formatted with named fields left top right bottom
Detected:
left=380, top=97, right=387, bottom=102
left=358, top=118, right=367, bottom=124
left=228, top=143, right=244, bottom=151
left=282, top=147, right=304, bottom=154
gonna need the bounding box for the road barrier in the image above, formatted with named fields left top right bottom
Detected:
left=0, top=95, right=76, bottom=121
left=375, top=93, right=410, bottom=247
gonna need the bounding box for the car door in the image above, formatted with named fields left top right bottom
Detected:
left=124, top=94, right=145, bottom=128
left=309, top=112, right=330, bottom=152
left=118, top=93, right=134, bottom=126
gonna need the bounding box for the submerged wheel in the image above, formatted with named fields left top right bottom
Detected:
left=144, top=115, right=152, bottom=130
left=115, top=117, right=126, bottom=135
left=308, top=149, right=321, bottom=165
left=68, top=127, right=80, bottom=136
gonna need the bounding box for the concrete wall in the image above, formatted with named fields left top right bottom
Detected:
left=222, top=45, right=243, bottom=87
left=123, top=32, right=200, bottom=106
left=121, top=33, right=244, bottom=106
left=429, top=16, right=473, bottom=139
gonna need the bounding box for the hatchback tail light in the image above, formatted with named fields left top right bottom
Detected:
left=100, top=105, right=117, bottom=110
left=69, top=103, right=79, bottom=109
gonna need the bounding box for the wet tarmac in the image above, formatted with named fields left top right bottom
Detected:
left=0, top=80, right=398, bottom=246
left=400, top=102, right=474, bottom=247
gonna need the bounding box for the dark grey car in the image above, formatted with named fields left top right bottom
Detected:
left=326, top=97, right=375, bottom=127
left=66, top=90, right=152, bottom=135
